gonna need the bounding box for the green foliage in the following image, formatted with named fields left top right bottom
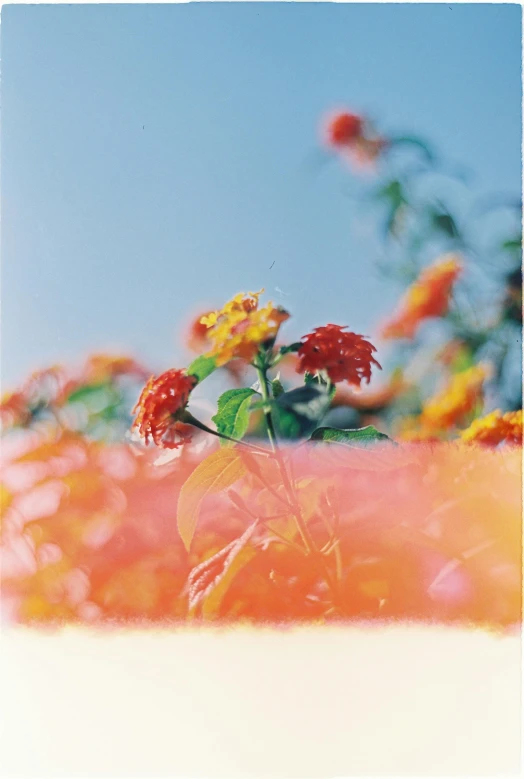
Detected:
left=273, top=384, right=332, bottom=439
left=212, top=388, right=256, bottom=446
left=309, top=425, right=393, bottom=447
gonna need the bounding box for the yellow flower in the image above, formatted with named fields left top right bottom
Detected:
left=421, top=364, right=490, bottom=431
left=460, top=409, right=522, bottom=446
left=200, top=290, right=289, bottom=366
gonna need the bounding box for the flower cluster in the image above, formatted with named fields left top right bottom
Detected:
left=421, top=364, right=490, bottom=431
left=460, top=409, right=523, bottom=446
left=382, top=255, right=462, bottom=340
left=297, top=324, right=381, bottom=386
left=200, top=290, right=290, bottom=366
left=132, top=369, right=196, bottom=448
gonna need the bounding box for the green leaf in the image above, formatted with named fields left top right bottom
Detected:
left=303, top=373, right=336, bottom=401
left=378, top=179, right=405, bottom=208
left=177, top=449, right=246, bottom=552
left=501, top=237, right=522, bottom=254
left=212, top=388, right=256, bottom=446
left=273, top=384, right=332, bottom=439
left=278, top=342, right=302, bottom=356
left=270, top=378, right=285, bottom=398
left=276, top=385, right=331, bottom=422
left=309, top=425, right=393, bottom=447
left=187, top=355, right=217, bottom=383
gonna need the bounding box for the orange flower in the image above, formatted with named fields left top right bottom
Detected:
left=460, top=409, right=522, bottom=446
left=132, top=369, right=197, bottom=449
left=396, top=416, right=441, bottom=444
left=382, top=255, right=462, bottom=340
left=84, top=354, right=149, bottom=384
left=324, top=111, right=363, bottom=148
left=201, top=290, right=290, bottom=366
left=421, top=364, right=490, bottom=431
left=296, top=325, right=381, bottom=386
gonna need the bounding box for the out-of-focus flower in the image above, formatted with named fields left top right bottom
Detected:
left=132, top=369, right=197, bottom=449
left=186, top=312, right=213, bottom=353
left=296, top=324, right=381, bottom=386
left=322, top=110, right=389, bottom=171
left=395, top=415, right=441, bottom=443
left=201, top=290, right=290, bottom=366
left=437, top=339, right=472, bottom=370
left=331, top=369, right=406, bottom=410
left=324, top=111, right=363, bottom=148
left=382, top=255, right=462, bottom=340
left=0, top=391, right=31, bottom=428
left=421, top=364, right=490, bottom=431
left=84, top=354, right=149, bottom=384
left=460, top=409, right=523, bottom=446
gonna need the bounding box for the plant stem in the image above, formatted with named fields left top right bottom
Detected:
left=254, top=363, right=338, bottom=599
left=182, top=411, right=269, bottom=454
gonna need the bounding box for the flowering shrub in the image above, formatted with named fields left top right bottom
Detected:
left=1, top=107, right=521, bottom=629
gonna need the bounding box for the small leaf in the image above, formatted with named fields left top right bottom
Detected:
left=212, top=388, right=256, bottom=446
left=187, top=521, right=258, bottom=613
left=501, top=237, right=522, bottom=255
left=377, top=179, right=405, bottom=208
left=177, top=449, right=246, bottom=551
left=430, top=211, right=460, bottom=239
left=309, top=425, right=393, bottom=446
left=187, top=355, right=217, bottom=383
left=270, top=378, right=285, bottom=398
left=277, top=342, right=302, bottom=357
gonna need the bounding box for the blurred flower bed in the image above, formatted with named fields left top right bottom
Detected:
left=1, top=109, right=521, bottom=629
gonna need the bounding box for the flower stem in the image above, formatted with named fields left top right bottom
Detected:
left=182, top=411, right=269, bottom=454
left=254, top=363, right=338, bottom=600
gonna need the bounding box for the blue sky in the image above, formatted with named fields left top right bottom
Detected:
left=1, top=2, right=521, bottom=389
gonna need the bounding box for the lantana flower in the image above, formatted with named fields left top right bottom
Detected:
left=132, top=369, right=197, bottom=449
left=460, top=409, right=522, bottom=446
left=324, top=111, right=364, bottom=148
left=200, top=290, right=290, bottom=366
left=382, top=255, right=462, bottom=340
left=296, top=324, right=381, bottom=386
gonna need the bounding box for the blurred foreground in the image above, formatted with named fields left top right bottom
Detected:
left=2, top=427, right=521, bottom=628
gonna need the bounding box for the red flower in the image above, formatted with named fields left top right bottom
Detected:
left=132, top=369, right=197, bottom=449
left=296, top=325, right=381, bottom=386
left=325, top=112, right=363, bottom=147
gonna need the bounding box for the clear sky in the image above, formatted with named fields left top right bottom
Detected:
left=1, top=2, right=521, bottom=389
